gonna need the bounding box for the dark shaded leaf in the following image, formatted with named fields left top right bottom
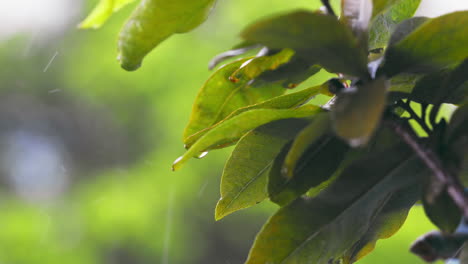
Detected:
left=268, top=134, right=349, bottom=206
left=411, top=231, right=468, bottom=262
left=460, top=242, right=468, bottom=264
left=332, top=77, right=388, bottom=146
left=173, top=106, right=320, bottom=170
left=342, top=184, right=420, bottom=263
left=381, top=11, right=468, bottom=77
left=410, top=59, right=468, bottom=104
left=183, top=59, right=285, bottom=143
left=387, top=16, right=428, bottom=47
left=117, top=0, right=217, bottom=70
left=215, top=119, right=310, bottom=220
left=368, top=1, right=422, bottom=50
left=184, top=84, right=329, bottom=148
left=422, top=176, right=461, bottom=233
left=241, top=10, right=368, bottom=77
left=246, top=145, right=424, bottom=264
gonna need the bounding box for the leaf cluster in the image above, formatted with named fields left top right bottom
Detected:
left=82, top=0, right=468, bottom=263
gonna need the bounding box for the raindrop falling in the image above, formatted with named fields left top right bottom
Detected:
left=43, top=51, right=58, bottom=72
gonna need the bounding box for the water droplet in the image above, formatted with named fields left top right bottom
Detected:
left=171, top=156, right=184, bottom=171
left=195, top=151, right=208, bottom=159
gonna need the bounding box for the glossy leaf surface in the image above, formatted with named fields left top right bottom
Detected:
left=183, top=59, right=285, bottom=144
left=173, top=106, right=320, bottom=170
left=241, top=11, right=368, bottom=77
left=184, top=84, right=328, bottom=149
left=215, top=119, right=310, bottom=220
left=118, top=0, right=217, bottom=70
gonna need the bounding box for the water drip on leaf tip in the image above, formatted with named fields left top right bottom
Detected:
left=195, top=151, right=208, bottom=159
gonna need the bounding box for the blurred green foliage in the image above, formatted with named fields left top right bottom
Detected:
left=0, top=0, right=441, bottom=263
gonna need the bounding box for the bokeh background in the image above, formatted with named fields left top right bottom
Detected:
left=0, top=0, right=467, bottom=263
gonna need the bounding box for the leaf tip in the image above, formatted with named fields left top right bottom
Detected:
left=171, top=156, right=185, bottom=171
left=117, top=53, right=141, bottom=71
left=214, top=199, right=228, bottom=221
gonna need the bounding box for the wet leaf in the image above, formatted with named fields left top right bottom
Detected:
left=332, top=77, right=388, bottom=146
left=79, top=0, right=136, bottom=29
left=368, top=1, right=422, bottom=50
left=246, top=145, right=424, bottom=264
left=422, top=177, right=461, bottom=233
left=381, top=11, right=468, bottom=77
left=241, top=10, right=368, bottom=77
left=173, top=106, right=320, bottom=171
left=268, top=134, right=349, bottom=206
left=215, top=119, right=310, bottom=220
left=118, top=0, right=217, bottom=70
left=183, top=59, right=285, bottom=144
left=184, top=84, right=329, bottom=149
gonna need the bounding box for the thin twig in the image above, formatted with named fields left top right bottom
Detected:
left=396, top=100, right=432, bottom=135
left=385, top=116, right=468, bottom=219
left=321, top=0, right=337, bottom=17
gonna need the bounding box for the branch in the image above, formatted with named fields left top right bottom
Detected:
left=321, top=0, right=337, bottom=17
left=385, top=116, right=468, bottom=219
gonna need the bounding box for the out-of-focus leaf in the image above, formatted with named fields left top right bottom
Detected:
left=215, top=119, right=310, bottom=220
left=460, top=242, right=468, bottom=264
left=387, top=16, right=428, bottom=47
left=241, top=10, right=368, bottom=77
left=444, top=104, right=468, bottom=182
left=341, top=0, right=373, bottom=34
left=411, top=231, right=468, bottom=262
left=368, top=1, right=422, bottom=50
left=372, top=0, right=399, bottom=18
left=246, top=145, right=424, bottom=264
left=183, top=59, right=285, bottom=144
left=422, top=176, right=461, bottom=233
left=342, top=184, right=420, bottom=263
left=268, top=134, right=349, bottom=206
left=173, top=106, right=320, bottom=171
left=184, top=84, right=329, bottom=148
left=332, top=77, right=388, bottom=146
left=118, top=0, right=217, bottom=70
left=79, top=0, right=136, bottom=29
left=282, top=113, right=330, bottom=179
left=381, top=11, right=468, bottom=77
left=410, top=59, right=468, bottom=104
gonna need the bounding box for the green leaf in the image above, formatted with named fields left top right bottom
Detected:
left=332, top=77, right=388, bottom=146
left=208, top=44, right=261, bottom=70
left=268, top=134, right=349, bottom=206
left=342, top=184, right=420, bottom=263
left=381, top=11, right=468, bottom=77
left=444, top=104, right=468, bottom=181
left=368, top=0, right=422, bottom=50
left=422, top=177, right=461, bottom=233
left=253, top=56, right=322, bottom=89
left=246, top=145, right=424, bottom=264
left=215, top=119, right=310, bottom=220
left=118, top=0, right=217, bottom=70
left=410, top=59, right=468, bottom=104
left=241, top=10, right=368, bottom=77
left=183, top=59, right=285, bottom=144
left=387, top=16, right=428, bottom=47
left=173, top=105, right=320, bottom=171
left=282, top=113, right=331, bottom=179
left=184, top=84, right=329, bottom=149
left=372, top=0, right=400, bottom=18
left=79, top=0, right=136, bottom=29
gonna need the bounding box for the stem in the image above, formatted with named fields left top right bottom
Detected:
left=321, top=0, right=337, bottom=17
left=396, top=100, right=432, bottom=135
left=385, top=116, right=468, bottom=219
